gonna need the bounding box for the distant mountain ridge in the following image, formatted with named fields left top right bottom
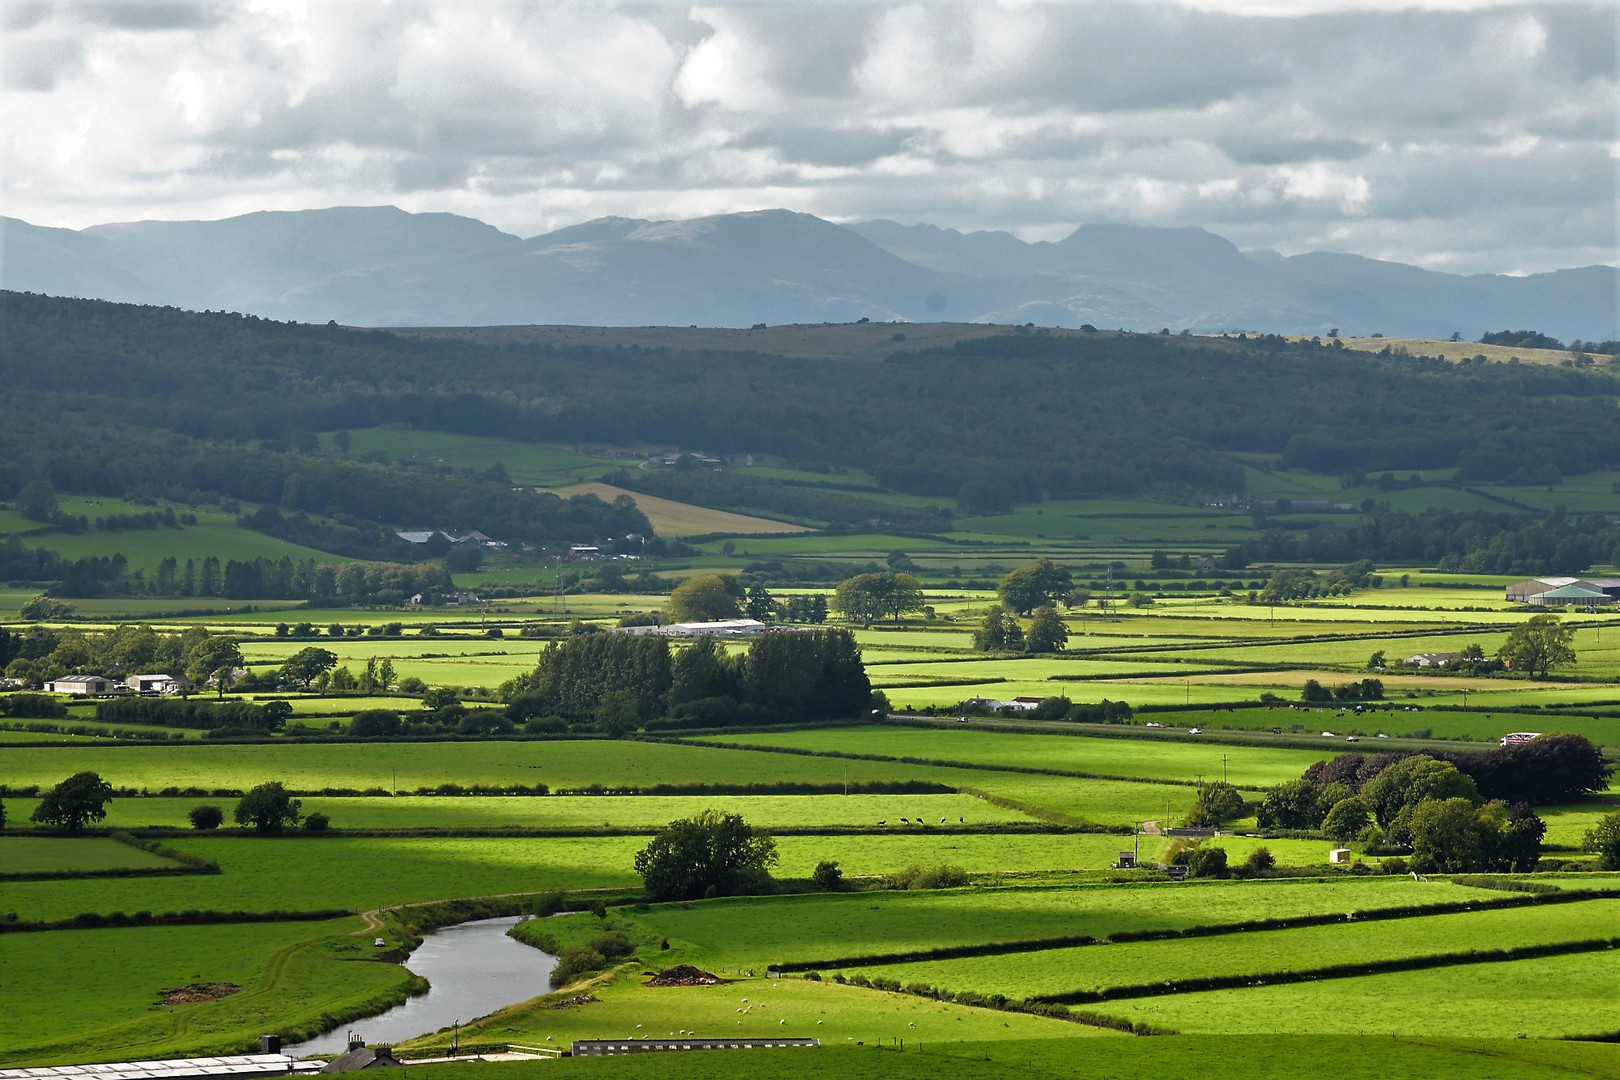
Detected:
left=2, top=206, right=1613, bottom=339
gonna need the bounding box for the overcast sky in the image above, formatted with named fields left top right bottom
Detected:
left=2, top=0, right=1615, bottom=274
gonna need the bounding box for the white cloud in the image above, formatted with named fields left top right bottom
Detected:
left=0, top=0, right=1613, bottom=273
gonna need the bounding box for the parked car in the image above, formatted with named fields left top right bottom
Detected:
left=1321, top=731, right=1336, bottom=737
left=1145, top=722, right=1164, bottom=728
left=1345, top=735, right=1360, bottom=742
left=1187, top=727, right=1203, bottom=735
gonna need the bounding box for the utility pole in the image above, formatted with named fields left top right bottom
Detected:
left=1223, top=754, right=1228, bottom=784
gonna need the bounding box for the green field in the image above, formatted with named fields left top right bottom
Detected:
left=0, top=917, right=408, bottom=1065
left=697, top=727, right=1337, bottom=788
left=0, top=835, right=177, bottom=873
left=857, top=898, right=1620, bottom=998
left=1103, top=950, right=1620, bottom=1037
left=520, top=878, right=1497, bottom=973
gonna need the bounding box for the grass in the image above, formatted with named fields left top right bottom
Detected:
left=1102, top=949, right=1620, bottom=1037
left=857, top=898, right=1620, bottom=999
left=2, top=793, right=1036, bottom=832
left=0, top=917, right=407, bottom=1065
left=0, top=739, right=933, bottom=792
left=553, top=483, right=811, bottom=536
left=528, top=878, right=1493, bottom=974
left=0, top=836, right=178, bottom=873
left=0, top=496, right=344, bottom=576
left=698, top=727, right=1338, bottom=787
left=415, top=966, right=1105, bottom=1056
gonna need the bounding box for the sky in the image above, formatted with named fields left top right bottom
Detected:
left=1, top=0, right=1615, bottom=274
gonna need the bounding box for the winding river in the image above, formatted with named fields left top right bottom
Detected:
left=292, top=916, right=557, bottom=1055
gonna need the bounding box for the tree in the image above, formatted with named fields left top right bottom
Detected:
left=633, top=810, right=778, bottom=901
left=333, top=429, right=353, bottom=452
left=1024, top=606, right=1068, bottom=653
left=595, top=688, right=641, bottom=737
left=30, top=771, right=113, bottom=832
left=1186, top=781, right=1245, bottom=827
left=15, top=480, right=58, bottom=522
left=666, top=573, right=743, bottom=622
left=1256, top=778, right=1327, bottom=830
left=972, top=608, right=1024, bottom=652
left=1408, top=797, right=1506, bottom=873
left=741, top=628, right=870, bottom=722
left=667, top=635, right=740, bottom=707
left=0, top=797, right=7, bottom=831
left=188, top=804, right=224, bottom=830
left=235, top=781, right=302, bottom=833
left=280, top=646, right=337, bottom=689
left=186, top=636, right=243, bottom=699
left=1321, top=796, right=1372, bottom=843
left=349, top=709, right=402, bottom=737
left=1583, top=811, right=1620, bottom=870
left=997, top=559, right=1073, bottom=615
left=1497, top=613, right=1575, bottom=677
left=745, top=585, right=775, bottom=621
left=1362, top=756, right=1479, bottom=826
left=833, top=572, right=924, bottom=627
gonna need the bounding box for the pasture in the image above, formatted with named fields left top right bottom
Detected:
left=1101, top=950, right=1620, bottom=1037
left=0, top=918, right=404, bottom=1066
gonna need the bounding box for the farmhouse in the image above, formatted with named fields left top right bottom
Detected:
left=43, top=674, right=117, bottom=695
left=1405, top=652, right=1462, bottom=668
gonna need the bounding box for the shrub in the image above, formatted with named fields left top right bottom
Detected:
left=811, top=860, right=844, bottom=892
left=1242, top=847, right=1275, bottom=875
left=588, top=931, right=634, bottom=960
left=1583, top=811, right=1620, bottom=870
left=550, top=946, right=607, bottom=989
left=188, top=805, right=224, bottom=831
left=348, top=710, right=402, bottom=737
left=301, top=812, right=331, bottom=833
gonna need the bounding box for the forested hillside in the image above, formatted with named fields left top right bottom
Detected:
left=4, top=293, right=1617, bottom=524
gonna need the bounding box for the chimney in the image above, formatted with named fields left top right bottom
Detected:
left=348, top=1033, right=365, bottom=1052
left=259, top=1036, right=282, bottom=1055
left=373, top=1047, right=396, bottom=1063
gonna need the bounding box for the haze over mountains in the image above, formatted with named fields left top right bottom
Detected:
left=2, top=206, right=1613, bottom=339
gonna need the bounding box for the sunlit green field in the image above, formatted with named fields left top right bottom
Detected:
left=856, top=898, right=1620, bottom=998
left=695, top=727, right=1334, bottom=788
left=2, top=793, right=1032, bottom=832
left=0, top=917, right=405, bottom=1066
left=1102, top=950, right=1620, bottom=1037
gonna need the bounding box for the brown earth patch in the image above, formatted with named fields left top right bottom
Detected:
left=644, top=965, right=731, bottom=987
left=160, top=982, right=240, bottom=1005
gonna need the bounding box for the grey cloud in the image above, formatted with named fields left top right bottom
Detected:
left=2, top=34, right=83, bottom=90
left=736, top=126, right=918, bottom=167
left=1216, top=137, right=1370, bottom=166
left=1, top=1, right=49, bottom=31
left=62, top=0, right=222, bottom=30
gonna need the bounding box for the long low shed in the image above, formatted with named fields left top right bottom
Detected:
left=571, top=1039, right=819, bottom=1056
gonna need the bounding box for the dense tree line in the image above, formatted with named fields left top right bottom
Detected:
left=5, top=293, right=1616, bottom=524
left=1224, top=508, right=1620, bottom=575
left=502, top=627, right=872, bottom=733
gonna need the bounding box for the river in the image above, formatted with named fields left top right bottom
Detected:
left=292, top=916, right=557, bottom=1055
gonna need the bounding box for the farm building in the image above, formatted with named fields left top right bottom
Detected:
left=321, top=1039, right=400, bottom=1073
left=395, top=529, right=505, bottom=550
left=1505, top=577, right=1620, bottom=605
left=1405, top=652, right=1462, bottom=668
left=127, top=673, right=178, bottom=694
left=622, top=619, right=770, bottom=638
left=43, top=674, right=117, bottom=695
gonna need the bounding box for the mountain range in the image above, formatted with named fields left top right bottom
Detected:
left=2, top=206, right=1613, bottom=339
